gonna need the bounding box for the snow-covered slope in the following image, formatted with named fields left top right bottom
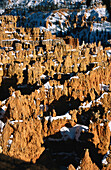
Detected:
left=5, top=0, right=84, bottom=8
left=1, top=0, right=111, bottom=46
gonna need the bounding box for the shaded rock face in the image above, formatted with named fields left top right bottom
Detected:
left=2, top=118, right=44, bottom=163
left=0, top=153, right=49, bottom=170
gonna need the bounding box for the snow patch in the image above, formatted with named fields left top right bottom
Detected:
left=0, top=120, right=5, bottom=132
left=45, top=112, right=71, bottom=122
left=102, top=150, right=110, bottom=165
left=9, top=120, right=23, bottom=125
left=60, top=124, right=88, bottom=141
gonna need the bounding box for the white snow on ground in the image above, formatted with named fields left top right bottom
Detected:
left=7, top=134, right=14, bottom=148
left=0, top=105, right=7, bottom=119
left=93, top=66, right=100, bottom=71
left=1, top=99, right=7, bottom=105
left=0, top=9, right=4, bottom=15
left=108, top=118, right=111, bottom=131
left=100, top=123, right=104, bottom=126
left=60, top=124, right=88, bottom=141
left=55, top=84, right=64, bottom=90
left=2, top=39, right=20, bottom=42
left=76, top=166, right=81, bottom=170
left=0, top=120, right=5, bottom=132
left=5, top=1, right=111, bottom=44
left=79, top=92, right=109, bottom=109
left=95, top=7, right=107, bottom=18
left=44, top=81, right=64, bottom=90
left=12, top=92, right=16, bottom=98
left=40, top=104, right=49, bottom=112
left=93, top=21, right=111, bottom=32
left=1, top=105, right=7, bottom=112
left=70, top=76, right=79, bottom=80
left=79, top=7, right=108, bottom=20
left=40, top=74, right=47, bottom=79
left=79, top=101, right=93, bottom=109
left=99, top=83, right=109, bottom=91
left=48, top=124, right=88, bottom=142
left=45, top=112, right=71, bottom=122
left=7, top=0, right=83, bottom=8
left=102, top=150, right=110, bottom=165
left=106, top=50, right=111, bottom=58
left=44, top=82, right=53, bottom=89
left=9, top=120, right=23, bottom=125
left=96, top=92, right=108, bottom=103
